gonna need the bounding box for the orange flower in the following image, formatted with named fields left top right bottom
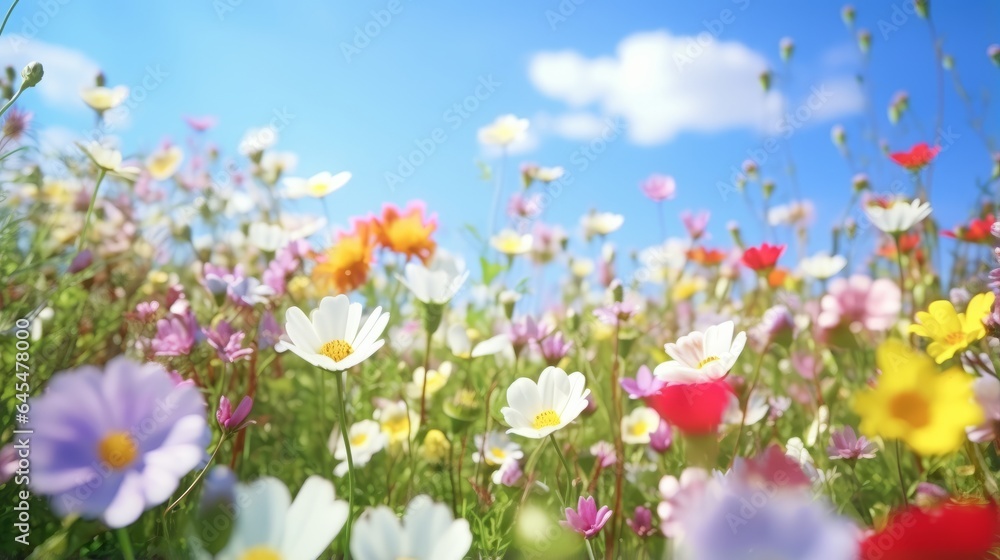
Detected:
left=878, top=232, right=925, bottom=264
left=374, top=201, right=437, bottom=263
left=767, top=267, right=789, bottom=289
left=687, top=246, right=726, bottom=266
left=311, top=217, right=376, bottom=293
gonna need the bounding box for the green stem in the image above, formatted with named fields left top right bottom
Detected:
left=316, top=368, right=328, bottom=475
left=549, top=434, right=573, bottom=503
left=894, top=440, right=909, bottom=507
left=729, top=345, right=769, bottom=468
left=335, top=372, right=355, bottom=559
left=164, top=434, right=228, bottom=516
left=893, top=234, right=907, bottom=319
left=585, top=539, right=597, bottom=560
left=0, top=0, right=18, bottom=37
left=0, top=85, right=23, bottom=119
left=76, top=168, right=107, bottom=252
left=116, top=528, right=135, bottom=560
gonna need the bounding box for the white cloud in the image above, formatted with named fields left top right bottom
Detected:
left=0, top=35, right=100, bottom=111
left=534, top=111, right=610, bottom=141
left=528, top=31, right=863, bottom=145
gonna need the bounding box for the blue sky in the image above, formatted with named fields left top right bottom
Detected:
left=5, top=0, right=1000, bottom=275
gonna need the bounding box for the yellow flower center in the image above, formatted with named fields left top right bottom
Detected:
left=240, top=546, right=282, bottom=560
left=943, top=331, right=967, bottom=346
left=890, top=391, right=931, bottom=428
left=629, top=421, right=649, bottom=437
left=697, top=356, right=721, bottom=369
left=319, top=339, right=354, bottom=362
left=351, top=433, right=368, bottom=447
left=532, top=409, right=561, bottom=430
left=491, top=447, right=506, bottom=460
left=382, top=415, right=411, bottom=441
left=97, top=431, right=138, bottom=470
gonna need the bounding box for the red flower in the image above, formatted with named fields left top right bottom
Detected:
left=860, top=501, right=1000, bottom=560
left=890, top=142, right=941, bottom=171
left=942, top=214, right=995, bottom=244
left=644, top=380, right=731, bottom=435
left=741, top=243, right=785, bottom=272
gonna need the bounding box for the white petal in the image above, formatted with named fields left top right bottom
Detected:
left=281, top=476, right=349, bottom=559
left=285, top=306, right=322, bottom=352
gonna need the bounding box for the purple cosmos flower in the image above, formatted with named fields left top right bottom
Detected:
left=640, top=174, right=676, bottom=202
left=593, top=301, right=636, bottom=327
left=561, top=496, right=612, bottom=539
left=915, top=482, right=949, bottom=507
left=68, top=249, right=93, bottom=273
left=491, top=459, right=523, bottom=487
left=508, top=315, right=547, bottom=355
left=621, top=365, right=667, bottom=399
left=590, top=441, right=616, bottom=468
left=151, top=309, right=198, bottom=357
left=649, top=420, right=673, bottom=453
left=681, top=210, right=710, bottom=240
left=203, top=320, right=253, bottom=363
left=537, top=331, right=573, bottom=366
left=203, top=264, right=273, bottom=307
left=627, top=506, right=656, bottom=538
left=0, top=444, right=18, bottom=483
left=827, top=426, right=878, bottom=460
left=28, top=357, right=208, bottom=528
left=184, top=115, right=218, bottom=132
left=750, top=305, right=794, bottom=349
left=681, top=474, right=859, bottom=560
left=216, top=396, right=253, bottom=432
left=507, top=192, right=543, bottom=219
left=257, top=311, right=283, bottom=350
left=134, top=301, right=160, bottom=322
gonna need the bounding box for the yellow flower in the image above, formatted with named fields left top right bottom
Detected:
left=146, top=146, right=183, bottom=180
left=672, top=278, right=705, bottom=302
left=853, top=340, right=982, bottom=456
left=80, top=85, right=128, bottom=112
left=420, top=429, right=450, bottom=465
left=908, top=292, right=994, bottom=363
left=491, top=229, right=533, bottom=256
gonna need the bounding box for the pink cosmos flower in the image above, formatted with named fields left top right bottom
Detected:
left=561, top=496, right=612, bottom=539
left=537, top=331, right=573, bottom=366
left=184, top=115, right=218, bottom=132
left=681, top=210, right=710, bottom=240
left=203, top=320, right=253, bottom=363
left=649, top=420, right=673, bottom=453
left=640, top=174, right=676, bottom=202
left=827, top=426, right=878, bottom=460
left=216, top=395, right=253, bottom=432
left=817, top=275, right=901, bottom=332
left=621, top=365, right=667, bottom=399
left=627, top=506, right=656, bottom=538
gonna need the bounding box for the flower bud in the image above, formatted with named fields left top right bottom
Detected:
left=989, top=44, right=1000, bottom=67
left=779, top=37, right=795, bottom=62
left=20, top=62, right=43, bottom=88
left=831, top=124, right=846, bottom=147
left=857, top=29, right=871, bottom=55
left=914, top=0, right=928, bottom=19
left=852, top=173, right=870, bottom=193
left=841, top=5, right=856, bottom=27
left=759, top=70, right=772, bottom=93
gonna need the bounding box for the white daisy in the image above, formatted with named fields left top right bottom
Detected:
left=621, top=407, right=661, bottom=445
left=248, top=222, right=289, bottom=253
left=406, top=362, right=453, bottom=399
left=534, top=166, right=564, bottom=182
left=501, top=366, right=591, bottom=439
left=283, top=171, right=351, bottom=199
left=581, top=211, right=624, bottom=239
left=374, top=400, right=419, bottom=447
left=654, top=320, right=747, bottom=384
left=214, top=476, right=348, bottom=560
left=863, top=198, right=932, bottom=234
left=329, top=420, right=387, bottom=478
left=398, top=249, right=469, bottom=304
left=279, top=295, right=390, bottom=372
left=477, top=114, right=529, bottom=147
left=351, top=495, right=472, bottom=560
left=472, top=431, right=524, bottom=466
left=799, top=252, right=847, bottom=280
left=80, top=85, right=129, bottom=112
left=491, top=229, right=533, bottom=255
left=238, top=126, right=278, bottom=156
left=446, top=325, right=511, bottom=359
left=78, top=141, right=141, bottom=180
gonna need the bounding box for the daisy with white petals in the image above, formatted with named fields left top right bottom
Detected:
left=863, top=198, right=932, bottom=234
left=351, top=495, right=473, bottom=560
left=799, top=252, right=847, bottom=280
left=283, top=171, right=352, bottom=199
left=472, top=431, right=524, bottom=466
left=329, top=420, right=387, bottom=478
left=501, top=366, right=590, bottom=439
left=621, top=407, right=661, bottom=445
left=398, top=249, right=469, bottom=305
left=215, top=476, right=348, bottom=560
left=654, top=320, right=747, bottom=384
left=279, top=295, right=389, bottom=372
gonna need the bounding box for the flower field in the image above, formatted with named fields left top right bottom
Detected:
left=2, top=2, right=1000, bottom=559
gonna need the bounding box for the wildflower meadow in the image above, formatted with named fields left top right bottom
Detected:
left=2, top=1, right=1000, bottom=558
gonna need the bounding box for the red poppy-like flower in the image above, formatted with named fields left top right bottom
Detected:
left=878, top=232, right=925, bottom=265
left=890, top=142, right=941, bottom=171
left=860, top=501, right=1000, bottom=560
left=644, top=380, right=732, bottom=435
left=741, top=243, right=785, bottom=272
left=942, top=214, right=995, bottom=244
